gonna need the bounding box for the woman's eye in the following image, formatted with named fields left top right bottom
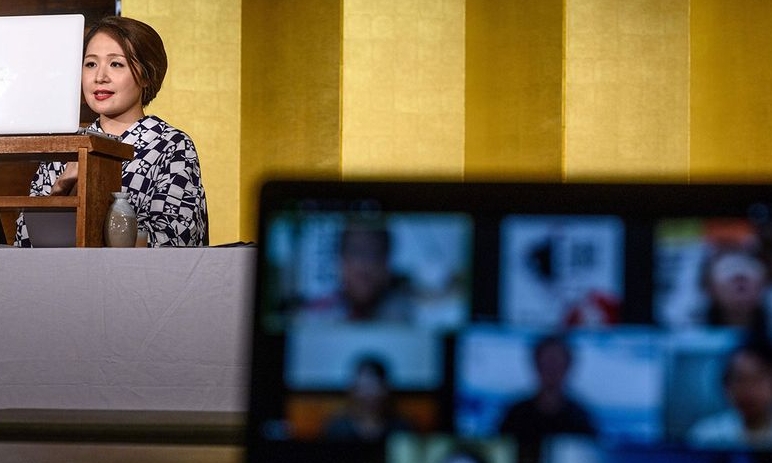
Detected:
left=110, top=61, right=124, bottom=67
left=83, top=61, right=96, bottom=68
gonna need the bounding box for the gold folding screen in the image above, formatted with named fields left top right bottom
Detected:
left=126, top=0, right=772, bottom=242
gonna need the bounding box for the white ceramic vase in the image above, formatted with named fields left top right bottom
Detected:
left=104, top=192, right=137, bottom=247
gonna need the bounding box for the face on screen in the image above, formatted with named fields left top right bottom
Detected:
left=262, top=211, right=474, bottom=331
left=654, top=218, right=772, bottom=331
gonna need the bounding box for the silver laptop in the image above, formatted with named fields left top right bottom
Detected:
left=0, top=14, right=85, bottom=135
left=23, top=211, right=76, bottom=247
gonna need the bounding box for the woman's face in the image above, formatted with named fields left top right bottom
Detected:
left=725, top=351, right=772, bottom=426
left=81, top=32, right=144, bottom=126
left=708, top=252, right=768, bottom=322
left=339, top=230, right=391, bottom=311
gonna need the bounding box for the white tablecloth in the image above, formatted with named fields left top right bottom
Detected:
left=0, top=247, right=255, bottom=412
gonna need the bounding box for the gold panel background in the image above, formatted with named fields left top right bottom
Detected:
left=121, top=0, right=772, bottom=242
left=124, top=0, right=241, bottom=245
left=564, top=0, right=690, bottom=181
left=465, top=0, right=563, bottom=180
left=690, top=0, right=772, bottom=182
left=341, top=0, right=466, bottom=178
left=240, top=0, right=342, bottom=239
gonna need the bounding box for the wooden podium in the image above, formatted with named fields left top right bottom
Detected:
left=0, top=134, right=134, bottom=246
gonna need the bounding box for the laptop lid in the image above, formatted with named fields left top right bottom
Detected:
left=23, top=210, right=76, bottom=248
left=0, top=14, right=84, bottom=135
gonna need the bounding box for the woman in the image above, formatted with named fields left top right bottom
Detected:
left=15, top=16, right=207, bottom=247
left=701, top=246, right=771, bottom=341
left=688, top=341, right=772, bottom=449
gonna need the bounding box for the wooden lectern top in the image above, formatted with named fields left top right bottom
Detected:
left=0, top=133, right=133, bottom=161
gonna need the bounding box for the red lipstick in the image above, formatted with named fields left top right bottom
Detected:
left=94, top=90, right=114, bottom=101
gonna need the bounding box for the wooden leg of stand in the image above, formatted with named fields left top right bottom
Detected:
left=77, top=148, right=123, bottom=247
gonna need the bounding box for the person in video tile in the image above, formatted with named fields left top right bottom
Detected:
left=701, top=246, right=771, bottom=337
left=323, top=357, right=412, bottom=442
left=297, top=221, right=415, bottom=323
left=498, top=334, right=596, bottom=463
left=688, top=341, right=772, bottom=449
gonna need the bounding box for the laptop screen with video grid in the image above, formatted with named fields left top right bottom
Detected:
left=247, top=180, right=772, bottom=463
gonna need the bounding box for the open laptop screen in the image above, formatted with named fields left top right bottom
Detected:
left=248, top=180, right=772, bottom=463
left=0, top=14, right=84, bottom=135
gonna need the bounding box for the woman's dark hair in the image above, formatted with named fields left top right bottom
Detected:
left=84, top=16, right=168, bottom=106
left=353, top=355, right=389, bottom=384
left=722, top=339, right=772, bottom=385
left=338, top=220, right=391, bottom=260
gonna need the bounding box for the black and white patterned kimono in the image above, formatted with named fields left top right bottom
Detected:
left=15, top=115, right=208, bottom=247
